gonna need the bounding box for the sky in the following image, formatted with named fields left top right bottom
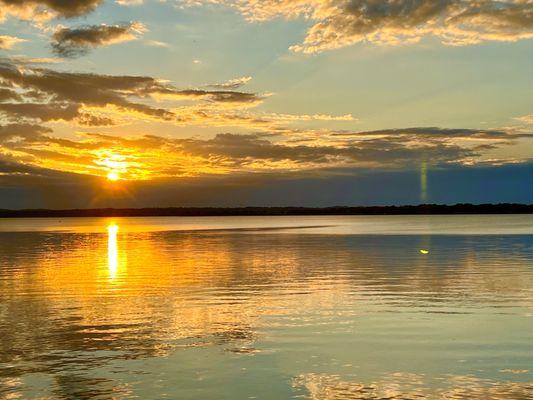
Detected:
left=0, top=0, right=532, bottom=208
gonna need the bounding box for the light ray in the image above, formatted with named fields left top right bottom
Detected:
left=420, top=159, right=428, bottom=203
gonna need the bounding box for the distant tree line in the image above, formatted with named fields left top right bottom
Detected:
left=0, top=203, right=532, bottom=218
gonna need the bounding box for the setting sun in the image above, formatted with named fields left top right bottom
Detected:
left=107, top=172, right=120, bottom=181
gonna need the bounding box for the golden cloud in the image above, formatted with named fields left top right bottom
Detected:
left=182, top=0, right=533, bottom=53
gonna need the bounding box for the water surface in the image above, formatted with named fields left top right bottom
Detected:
left=0, top=216, right=532, bottom=399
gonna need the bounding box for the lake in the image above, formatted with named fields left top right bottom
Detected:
left=0, top=215, right=532, bottom=399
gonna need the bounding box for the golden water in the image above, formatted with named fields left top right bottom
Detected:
left=0, top=216, right=532, bottom=399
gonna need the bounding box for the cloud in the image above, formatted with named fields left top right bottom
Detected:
left=266, top=113, right=356, bottom=122
left=51, top=22, right=146, bottom=58
left=3, top=55, right=64, bottom=65
left=201, top=90, right=261, bottom=104
left=0, top=58, right=267, bottom=124
left=2, top=123, right=528, bottom=183
left=0, top=123, right=51, bottom=142
left=331, top=127, right=531, bottom=140
left=154, top=88, right=263, bottom=105
left=0, top=59, right=171, bottom=121
left=77, top=113, right=116, bottom=126
left=0, top=0, right=103, bottom=22
left=0, top=102, right=80, bottom=122
left=0, top=87, right=22, bottom=102
left=145, top=40, right=170, bottom=47
left=116, top=0, right=143, bottom=5
left=0, top=59, right=529, bottom=183
left=176, top=132, right=479, bottom=169
left=183, top=0, right=533, bottom=53
left=0, top=35, right=25, bottom=49
left=516, top=114, right=533, bottom=125
left=167, top=107, right=356, bottom=131
left=0, top=59, right=287, bottom=131
left=209, top=76, right=252, bottom=89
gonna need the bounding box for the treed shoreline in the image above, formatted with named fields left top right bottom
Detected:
left=0, top=203, right=532, bottom=218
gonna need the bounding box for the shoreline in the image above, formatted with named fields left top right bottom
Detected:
left=1, top=204, right=532, bottom=218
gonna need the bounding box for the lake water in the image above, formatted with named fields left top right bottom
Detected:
left=0, top=215, right=532, bottom=399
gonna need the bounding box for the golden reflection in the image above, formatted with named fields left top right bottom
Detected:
left=107, top=224, right=119, bottom=279
left=293, top=372, right=533, bottom=400
left=0, top=230, right=532, bottom=400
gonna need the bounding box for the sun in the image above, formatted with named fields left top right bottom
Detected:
left=107, top=171, right=120, bottom=181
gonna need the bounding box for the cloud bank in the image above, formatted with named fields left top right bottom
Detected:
left=0, top=59, right=529, bottom=195
left=184, top=0, right=533, bottom=53
left=0, top=58, right=264, bottom=125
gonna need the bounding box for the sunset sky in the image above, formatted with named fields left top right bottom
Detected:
left=0, top=0, right=532, bottom=208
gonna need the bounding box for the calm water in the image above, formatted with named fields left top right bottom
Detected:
left=0, top=215, right=532, bottom=399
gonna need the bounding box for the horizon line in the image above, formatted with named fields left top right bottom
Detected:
left=1, top=203, right=532, bottom=218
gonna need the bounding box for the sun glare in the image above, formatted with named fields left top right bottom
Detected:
left=107, top=171, right=120, bottom=181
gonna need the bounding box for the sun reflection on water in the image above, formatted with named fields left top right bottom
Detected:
left=0, top=222, right=531, bottom=399
left=107, top=223, right=119, bottom=279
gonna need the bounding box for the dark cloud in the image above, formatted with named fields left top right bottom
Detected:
left=207, top=91, right=261, bottom=104
left=0, top=157, right=58, bottom=184
left=0, top=101, right=117, bottom=126
left=0, top=102, right=80, bottom=122
left=0, top=0, right=103, bottom=19
left=332, top=127, right=531, bottom=140
left=51, top=22, right=145, bottom=58
left=176, top=133, right=476, bottom=168
left=0, top=88, right=22, bottom=102
left=0, top=59, right=173, bottom=120
left=0, top=123, right=51, bottom=142
left=77, top=113, right=115, bottom=126
left=147, top=88, right=263, bottom=104
left=0, top=58, right=262, bottom=123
